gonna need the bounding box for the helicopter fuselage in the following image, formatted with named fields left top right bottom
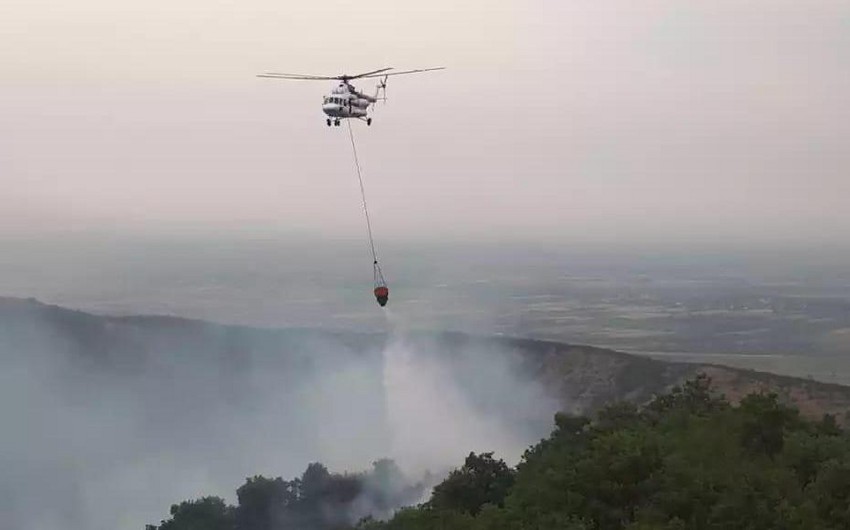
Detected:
left=322, top=82, right=377, bottom=124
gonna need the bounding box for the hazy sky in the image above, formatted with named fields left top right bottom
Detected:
left=2, top=0, right=849, bottom=244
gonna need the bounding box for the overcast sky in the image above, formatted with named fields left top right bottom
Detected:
left=2, top=0, right=849, bottom=245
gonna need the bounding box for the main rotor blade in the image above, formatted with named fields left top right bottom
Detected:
left=347, top=67, right=395, bottom=80
left=358, top=67, right=445, bottom=79
left=257, top=73, right=337, bottom=80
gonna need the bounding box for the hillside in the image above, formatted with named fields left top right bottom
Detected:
left=494, top=336, right=850, bottom=423
left=356, top=377, right=850, bottom=530
left=157, top=377, right=850, bottom=530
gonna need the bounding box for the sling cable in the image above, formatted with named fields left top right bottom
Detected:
left=346, top=120, right=389, bottom=307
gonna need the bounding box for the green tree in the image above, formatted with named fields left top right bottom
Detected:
left=808, top=457, right=850, bottom=527
left=235, top=475, right=298, bottom=530
left=645, top=374, right=725, bottom=420
left=300, top=462, right=332, bottom=500
left=739, top=393, right=798, bottom=458
left=159, top=496, right=234, bottom=530
left=429, top=452, right=515, bottom=515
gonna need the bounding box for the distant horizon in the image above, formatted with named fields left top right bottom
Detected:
left=3, top=225, right=850, bottom=259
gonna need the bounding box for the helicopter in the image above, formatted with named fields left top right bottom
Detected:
left=257, top=67, right=445, bottom=127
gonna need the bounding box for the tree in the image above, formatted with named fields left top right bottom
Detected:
left=645, top=373, right=725, bottom=419
left=739, top=393, right=798, bottom=458
left=596, top=401, right=642, bottom=431
left=235, top=476, right=298, bottom=530
left=300, top=462, right=331, bottom=500
left=809, top=457, right=850, bottom=527
left=818, top=414, right=842, bottom=437
left=429, top=452, right=515, bottom=515
left=159, top=496, right=234, bottom=530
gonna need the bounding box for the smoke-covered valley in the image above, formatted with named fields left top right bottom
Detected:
left=0, top=297, right=559, bottom=530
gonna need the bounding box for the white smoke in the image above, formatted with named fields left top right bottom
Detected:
left=381, top=308, right=558, bottom=477
left=0, top=300, right=559, bottom=530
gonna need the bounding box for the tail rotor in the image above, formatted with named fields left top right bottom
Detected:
left=378, top=75, right=388, bottom=105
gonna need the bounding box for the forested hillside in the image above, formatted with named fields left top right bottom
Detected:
left=153, top=375, right=850, bottom=530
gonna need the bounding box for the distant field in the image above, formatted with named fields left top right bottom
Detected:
left=1, top=235, right=848, bottom=383
left=625, top=351, right=850, bottom=387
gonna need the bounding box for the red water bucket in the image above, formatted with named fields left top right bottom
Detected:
left=374, top=286, right=389, bottom=307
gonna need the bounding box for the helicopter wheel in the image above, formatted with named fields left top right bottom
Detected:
left=326, top=119, right=332, bottom=127
left=335, top=119, right=341, bottom=126
left=367, top=118, right=372, bottom=126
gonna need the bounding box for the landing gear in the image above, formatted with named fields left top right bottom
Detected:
left=334, top=119, right=341, bottom=126
left=367, top=118, right=372, bottom=126
left=326, top=118, right=332, bottom=127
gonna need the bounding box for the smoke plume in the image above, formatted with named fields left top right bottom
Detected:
left=0, top=298, right=559, bottom=529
